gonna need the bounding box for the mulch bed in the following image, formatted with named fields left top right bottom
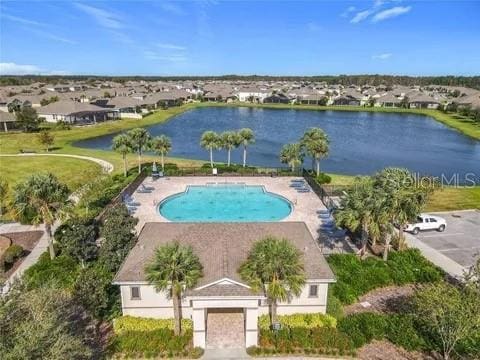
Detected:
left=1, top=230, right=43, bottom=278
left=344, top=285, right=417, bottom=315
left=358, top=340, right=436, bottom=360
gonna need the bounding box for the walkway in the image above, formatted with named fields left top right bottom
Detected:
left=0, top=222, right=54, bottom=294
left=0, top=153, right=114, bottom=173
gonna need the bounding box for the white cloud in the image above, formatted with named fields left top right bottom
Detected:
left=306, top=22, right=322, bottom=32
left=0, top=62, right=69, bottom=75
left=341, top=6, right=356, bottom=18
left=1, top=13, right=48, bottom=27
left=157, top=2, right=185, bottom=15
left=74, top=3, right=123, bottom=29
left=372, top=6, right=412, bottom=22
left=32, top=29, right=77, bottom=44
left=372, top=53, right=392, bottom=60
left=350, top=10, right=373, bottom=24
left=143, top=51, right=187, bottom=62
left=156, top=43, right=187, bottom=51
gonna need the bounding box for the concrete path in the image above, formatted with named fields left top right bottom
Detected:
left=0, top=222, right=55, bottom=294
left=202, top=348, right=250, bottom=359
left=0, top=153, right=114, bottom=173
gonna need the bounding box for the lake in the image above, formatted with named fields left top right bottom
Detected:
left=75, top=107, right=480, bottom=183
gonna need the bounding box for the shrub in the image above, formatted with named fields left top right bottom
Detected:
left=316, top=172, right=332, bottom=184
left=337, top=313, right=428, bottom=351
left=258, top=313, right=336, bottom=330
left=326, top=292, right=344, bottom=319
left=23, top=253, right=79, bottom=290
left=2, top=244, right=24, bottom=264
left=111, top=316, right=196, bottom=358
left=114, top=316, right=193, bottom=334
left=328, top=249, right=443, bottom=305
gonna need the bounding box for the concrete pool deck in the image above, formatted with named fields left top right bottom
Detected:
left=128, top=176, right=352, bottom=253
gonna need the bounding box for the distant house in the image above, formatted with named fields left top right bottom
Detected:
left=0, top=110, right=17, bottom=132
left=453, top=92, right=480, bottom=109
left=263, top=93, right=291, bottom=104
left=237, top=87, right=271, bottom=103
left=98, top=96, right=147, bottom=119
left=374, top=93, right=402, bottom=108
left=114, top=222, right=335, bottom=349
left=38, top=100, right=119, bottom=123
left=332, top=94, right=361, bottom=106
left=408, top=93, right=440, bottom=109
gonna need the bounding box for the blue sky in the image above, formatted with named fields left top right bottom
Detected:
left=1, top=0, right=479, bottom=76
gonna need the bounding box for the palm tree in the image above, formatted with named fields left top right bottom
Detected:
left=150, top=135, right=172, bottom=171
left=334, top=177, right=381, bottom=256
left=279, top=143, right=304, bottom=172
left=301, top=128, right=330, bottom=177
left=11, top=173, right=70, bottom=260
left=220, top=131, right=240, bottom=166
left=200, top=131, right=220, bottom=168
left=127, top=128, right=151, bottom=173
left=238, top=128, right=255, bottom=167
left=374, top=168, right=429, bottom=255
left=112, top=133, right=132, bottom=177
left=239, top=237, right=305, bottom=325
left=145, top=242, right=203, bottom=335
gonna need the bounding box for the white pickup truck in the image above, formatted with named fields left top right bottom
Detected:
left=404, top=214, right=447, bottom=235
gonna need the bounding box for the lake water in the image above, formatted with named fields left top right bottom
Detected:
left=75, top=107, right=480, bottom=183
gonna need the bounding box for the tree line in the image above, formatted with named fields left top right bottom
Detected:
left=2, top=75, right=480, bottom=89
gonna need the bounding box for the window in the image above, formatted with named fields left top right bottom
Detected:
left=309, top=285, right=318, bottom=297
left=130, top=286, right=141, bottom=300
left=429, top=218, right=437, bottom=222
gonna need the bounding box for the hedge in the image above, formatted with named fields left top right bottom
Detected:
left=113, top=316, right=193, bottom=334
left=23, top=253, right=79, bottom=290
left=111, top=316, right=201, bottom=358
left=2, top=244, right=23, bottom=264
left=254, top=327, right=355, bottom=357
left=327, top=249, right=444, bottom=304
left=258, top=313, right=336, bottom=330
left=337, top=313, right=429, bottom=351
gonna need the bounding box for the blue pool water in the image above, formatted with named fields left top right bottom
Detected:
left=159, top=184, right=292, bottom=222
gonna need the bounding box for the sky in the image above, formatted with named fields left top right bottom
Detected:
left=0, top=0, right=479, bottom=76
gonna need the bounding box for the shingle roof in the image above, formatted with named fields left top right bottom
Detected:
left=114, top=222, right=335, bottom=297
left=38, top=100, right=111, bottom=115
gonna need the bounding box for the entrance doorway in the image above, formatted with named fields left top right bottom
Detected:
left=206, top=308, right=245, bottom=349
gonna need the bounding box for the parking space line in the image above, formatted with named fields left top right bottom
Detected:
left=439, top=246, right=480, bottom=252
left=419, top=232, right=465, bottom=238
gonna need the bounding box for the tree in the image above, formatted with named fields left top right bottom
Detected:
left=145, top=242, right=203, bottom=335
left=15, top=106, right=40, bottom=132
left=0, top=177, right=8, bottom=217
left=73, top=264, right=119, bottom=320
left=374, top=168, right=430, bottom=253
left=127, top=128, right=151, bottom=174
left=99, top=204, right=138, bottom=272
left=112, top=133, right=132, bottom=177
left=413, top=283, right=480, bottom=360
left=301, top=128, right=330, bottom=176
left=334, top=177, right=382, bottom=256
left=400, top=96, right=410, bottom=109
left=279, top=143, right=304, bottom=172
left=200, top=131, right=220, bottom=168
left=238, top=128, right=255, bottom=167
left=11, top=173, right=70, bottom=260
left=37, top=130, right=55, bottom=152
left=54, top=218, right=98, bottom=268
left=239, top=237, right=305, bottom=325
left=220, top=131, right=240, bottom=166
left=150, top=135, right=172, bottom=171
left=0, top=286, right=95, bottom=359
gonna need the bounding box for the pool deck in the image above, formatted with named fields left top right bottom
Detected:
left=129, top=176, right=352, bottom=253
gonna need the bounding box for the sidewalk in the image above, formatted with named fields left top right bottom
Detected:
left=1, top=223, right=50, bottom=293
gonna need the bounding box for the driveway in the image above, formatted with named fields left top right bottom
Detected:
left=406, top=210, right=480, bottom=278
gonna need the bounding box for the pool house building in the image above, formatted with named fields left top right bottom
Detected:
left=114, top=222, right=335, bottom=349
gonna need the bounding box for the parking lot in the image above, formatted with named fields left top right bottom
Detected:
left=414, top=210, right=480, bottom=268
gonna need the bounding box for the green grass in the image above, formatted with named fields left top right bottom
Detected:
left=0, top=155, right=102, bottom=191
left=426, top=186, right=480, bottom=211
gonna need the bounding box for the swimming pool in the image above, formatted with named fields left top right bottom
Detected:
left=158, top=184, right=292, bottom=222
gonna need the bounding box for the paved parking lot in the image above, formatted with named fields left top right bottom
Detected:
left=413, top=210, right=480, bottom=268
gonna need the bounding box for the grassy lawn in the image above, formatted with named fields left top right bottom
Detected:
left=0, top=156, right=103, bottom=191
left=425, top=186, right=480, bottom=211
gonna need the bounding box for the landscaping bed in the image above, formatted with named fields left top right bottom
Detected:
left=110, top=316, right=203, bottom=359
left=1, top=230, right=43, bottom=278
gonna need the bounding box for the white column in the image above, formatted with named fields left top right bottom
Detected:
left=193, top=308, right=206, bottom=348
left=245, top=307, right=258, bottom=347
